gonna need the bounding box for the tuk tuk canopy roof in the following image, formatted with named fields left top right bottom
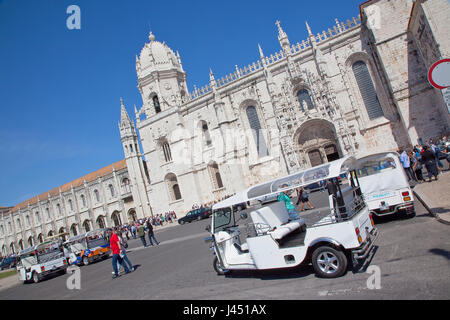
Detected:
left=18, top=240, right=60, bottom=256
left=213, top=156, right=357, bottom=210
left=64, top=229, right=107, bottom=244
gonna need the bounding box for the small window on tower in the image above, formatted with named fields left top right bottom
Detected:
left=153, top=95, right=161, bottom=114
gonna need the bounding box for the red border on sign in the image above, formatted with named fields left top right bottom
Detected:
left=428, top=58, right=450, bottom=90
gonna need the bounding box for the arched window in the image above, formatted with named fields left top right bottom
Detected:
left=18, top=240, right=24, bottom=251
left=26, top=215, right=30, bottom=226
left=352, top=60, right=384, bottom=120
left=297, top=89, right=314, bottom=112
left=56, top=203, right=61, bottom=216
left=8, top=222, right=12, bottom=232
left=122, top=178, right=131, bottom=193
left=246, top=106, right=269, bottom=158
left=97, top=216, right=106, bottom=229
left=35, top=212, right=40, bottom=223
left=0, top=225, right=3, bottom=236
left=82, top=220, right=91, bottom=232
left=10, top=243, right=15, bottom=254
left=208, top=162, right=224, bottom=190
left=80, top=194, right=86, bottom=207
left=46, top=207, right=51, bottom=219
left=16, top=218, right=22, bottom=229
left=48, top=230, right=54, bottom=237
left=153, top=95, right=161, bottom=114
left=70, top=224, right=78, bottom=236
left=28, top=236, right=33, bottom=247
left=165, top=173, right=182, bottom=201
left=94, top=189, right=100, bottom=202
left=108, top=184, right=115, bottom=198
left=201, top=121, right=212, bottom=147
left=68, top=199, right=73, bottom=211
left=37, top=234, right=44, bottom=244
left=162, top=141, right=172, bottom=163
left=111, top=212, right=121, bottom=227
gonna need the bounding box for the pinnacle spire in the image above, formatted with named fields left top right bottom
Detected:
left=275, top=20, right=290, bottom=50
left=120, top=98, right=132, bottom=128
left=306, top=21, right=312, bottom=36
left=258, top=44, right=264, bottom=59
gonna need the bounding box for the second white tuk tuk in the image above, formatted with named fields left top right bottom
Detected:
left=356, top=152, right=415, bottom=218
left=206, top=156, right=378, bottom=278
left=16, top=240, right=68, bottom=284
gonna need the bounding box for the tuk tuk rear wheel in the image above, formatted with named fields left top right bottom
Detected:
left=32, top=272, right=41, bottom=283
left=311, top=246, right=347, bottom=278
left=83, top=256, right=89, bottom=266
left=213, top=257, right=229, bottom=275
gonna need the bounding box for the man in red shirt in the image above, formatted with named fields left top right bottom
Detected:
left=109, top=228, right=130, bottom=279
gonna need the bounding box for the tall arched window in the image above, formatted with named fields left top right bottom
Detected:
left=46, top=207, right=51, bottom=219
left=122, top=178, right=131, bottom=193
left=70, top=224, right=78, bottom=236
left=201, top=121, right=212, bottom=147
left=26, top=215, right=30, bottom=226
left=165, top=173, right=182, bottom=201
left=109, top=184, right=115, bottom=198
left=16, top=218, right=22, bottom=229
left=153, top=95, right=161, bottom=114
left=28, top=236, right=33, bottom=247
left=97, top=216, right=106, bottom=229
left=352, top=60, right=384, bottom=120
left=68, top=199, right=74, bottom=211
left=56, top=203, right=61, bottom=216
left=246, top=106, right=269, bottom=158
left=94, top=189, right=100, bottom=202
left=208, top=162, right=224, bottom=190
left=35, top=212, right=40, bottom=223
left=80, top=194, right=86, bottom=207
left=83, top=220, right=91, bottom=232
left=37, top=234, right=44, bottom=244
left=162, top=141, right=172, bottom=163
left=18, top=240, right=24, bottom=251
left=111, top=212, right=121, bottom=227
left=297, top=89, right=314, bottom=112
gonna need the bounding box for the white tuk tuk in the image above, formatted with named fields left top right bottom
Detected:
left=356, top=152, right=415, bottom=218
left=206, top=156, right=378, bottom=278
left=63, top=229, right=110, bottom=266
left=16, top=240, right=68, bottom=284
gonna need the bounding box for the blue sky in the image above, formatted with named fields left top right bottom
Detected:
left=0, top=0, right=362, bottom=206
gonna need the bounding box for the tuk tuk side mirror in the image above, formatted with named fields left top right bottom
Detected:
left=240, top=212, right=248, bottom=220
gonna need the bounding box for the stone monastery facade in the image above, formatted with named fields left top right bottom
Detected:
left=1, top=0, right=449, bottom=256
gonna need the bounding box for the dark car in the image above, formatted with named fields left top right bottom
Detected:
left=178, top=207, right=212, bottom=225
left=0, top=256, right=17, bottom=270
left=304, top=180, right=327, bottom=193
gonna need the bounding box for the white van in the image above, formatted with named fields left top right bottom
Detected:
left=356, top=152, right=415, bottom=218
left=16, top=240, right=68, bottom=284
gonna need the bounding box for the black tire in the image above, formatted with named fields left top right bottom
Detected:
left=197, top=216, right=202, bottom=221
left=213, top=256, right=229, bottom=276
left=180, top=220, right=185, bottom=225
left=311, top=245, right=348, bottom=278
left=32, top=271, right=41, bottom=283
left=82, top=256, right=89, bottom=266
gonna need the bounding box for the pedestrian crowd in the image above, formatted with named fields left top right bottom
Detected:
left=399, top=135, right=450, bottom=183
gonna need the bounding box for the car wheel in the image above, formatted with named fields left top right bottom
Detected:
left=32, top=272, right=41, bottom=283
left=213, top=256, right=230, bottom=276
left=82, top=256, right=89, bottom=266
left=180, top=220, right=185, bottom=225
left=311, top=246, right=347, bottom=278
left=197, top=216, right=202, bottom=221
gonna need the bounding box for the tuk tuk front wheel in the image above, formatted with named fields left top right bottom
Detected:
left=82, top=256, right=89, bottom=266
left=213, top=257, right=230, bottom=276
left=311, top=246, right=347, bottom=278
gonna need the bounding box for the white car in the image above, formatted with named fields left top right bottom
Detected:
left=206, top=156, right=378, bottom=278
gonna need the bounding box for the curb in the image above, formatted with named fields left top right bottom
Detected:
left=413, top=190, right=450, bottom=226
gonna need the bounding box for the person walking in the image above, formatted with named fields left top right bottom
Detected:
left=399, top=149, right=416, bottom=182
left=118, top=231, right=134, bottom=272
left=295, top=187, right=315, bottom=211
left=421, top=145, right=439, bottom=182
left=277, top=189, right=299, bottom=221
left=109, top=229, right=130, bottom=279
left=146, top=219, right=160, bottom=246
left=411, top=150, right=425, bottom=183
left=137, top=222, right=147, bottom=247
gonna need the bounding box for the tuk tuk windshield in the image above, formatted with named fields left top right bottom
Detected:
left=213, top=207, right=233, bottom=233
left=357, top=156, right=397, bottom=178
left=36, top=241, right=64, bottom=263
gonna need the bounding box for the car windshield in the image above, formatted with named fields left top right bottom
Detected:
left=213, top=207, right=233, bottom=233
left=357, top=157, right=396, bottom=178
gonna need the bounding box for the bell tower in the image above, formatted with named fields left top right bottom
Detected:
left=135, top=32, right=189, bottom=119
left=119, top=98, right=153, bottom=219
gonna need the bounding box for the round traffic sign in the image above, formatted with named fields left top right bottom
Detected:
left=428, top=59, right=450, bottom=90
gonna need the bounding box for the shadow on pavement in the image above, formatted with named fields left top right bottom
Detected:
left=429, top=249, right=450, bottom=260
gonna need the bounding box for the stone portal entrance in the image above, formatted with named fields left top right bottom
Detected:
left=294, top=119, right=342, bottom=167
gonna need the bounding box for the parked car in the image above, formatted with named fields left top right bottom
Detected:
left=179, top=207, right=212, bottom=224
left=0, top=256, right=17, bottom=270
left=304, top=180, right=327, bottom=193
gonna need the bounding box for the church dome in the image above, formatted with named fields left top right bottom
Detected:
left=137, top=31, right=182, bottom=75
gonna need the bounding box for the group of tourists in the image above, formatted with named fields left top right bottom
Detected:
left=399, top=136, right=450, bottom=183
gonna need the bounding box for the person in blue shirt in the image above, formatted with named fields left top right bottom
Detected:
left=277, top=190, right=299, bottom=221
